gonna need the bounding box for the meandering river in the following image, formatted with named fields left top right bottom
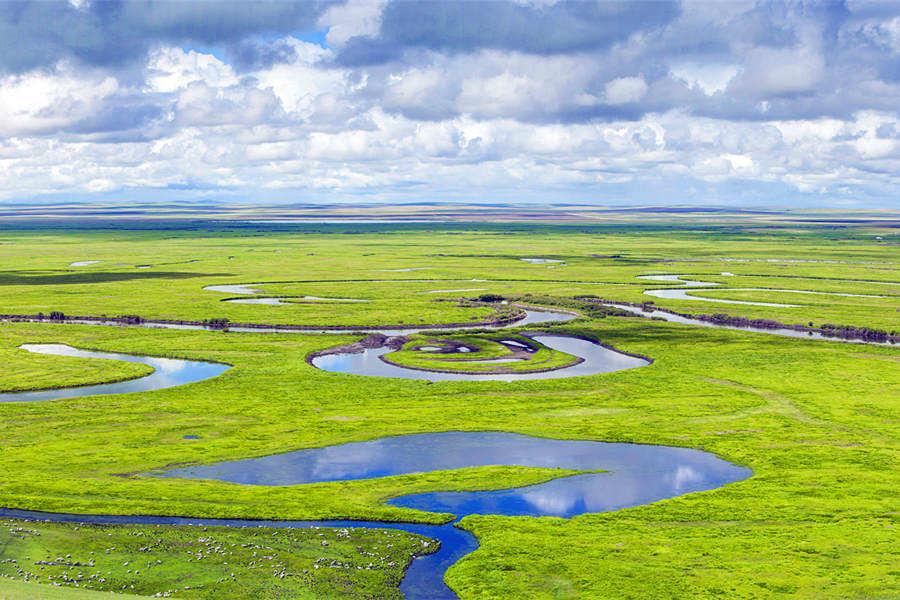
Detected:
left=0, top=432, right=751, bottom=600
left=0, top=344, right=229, bottom=403
left=4, top=272, right=893, bottom=597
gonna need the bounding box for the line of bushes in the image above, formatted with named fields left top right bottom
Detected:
left=576, top=297, right=899, bottom=344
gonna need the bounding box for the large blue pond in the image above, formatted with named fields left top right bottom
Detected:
left=0, top=432, right=750, bottom=599
left=157, top=431, right=751, bottom=599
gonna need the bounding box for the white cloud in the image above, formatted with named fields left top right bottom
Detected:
left=0, top=62, right=120, bottom=137
left=146, top=48, right=238, bottom=93
left=253, top=39, right=348, bottom=116
left=604, top=76, right=648, bottom=105
left=670, top=63, right=738, bottom=95
left=853, top=16, right=900, bottom=52
left=730, top=46, right=825, bottom=98
left=319, top=0, right=388, bottom=48
left=1, top=3, right=900, bottom=208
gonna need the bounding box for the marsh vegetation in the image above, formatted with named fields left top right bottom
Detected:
left=0, top=220, right=897, bottom=599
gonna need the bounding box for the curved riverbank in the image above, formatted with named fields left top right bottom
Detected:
left=0, top=303, right=533, bottom=333
left=310, top=333, right=649, bottom=382
left=0, top=344, right=231, bottom=403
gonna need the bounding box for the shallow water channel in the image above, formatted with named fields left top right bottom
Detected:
left=603, top=303, right=898, bottom=346
left=0, top=344, right=230, bottom=403
left=312, top=333, right=649, bottom=381
left=638, top=274, right=887, bottom=307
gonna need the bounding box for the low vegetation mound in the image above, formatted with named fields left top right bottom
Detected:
left=381, top=333, right=582, bottom=374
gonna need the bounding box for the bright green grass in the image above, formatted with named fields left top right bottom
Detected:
left=0, top=517, right=433, bottom=600
left=0, top=579, right=148, bottom=599
left=0, top=224, right=896, bottom=329
left=0, top=344, right=153, bottom=393
left=0, top=222, right=898, bottom=599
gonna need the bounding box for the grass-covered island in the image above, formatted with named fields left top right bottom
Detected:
left=381, top=333, right=582, bottom=374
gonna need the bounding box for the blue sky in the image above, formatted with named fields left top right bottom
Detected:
left=1, top=0, right=899, bottom=208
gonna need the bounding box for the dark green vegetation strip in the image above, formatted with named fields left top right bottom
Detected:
left=0, top=222, right=898, bottom=599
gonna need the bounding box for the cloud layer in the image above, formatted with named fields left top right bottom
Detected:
left=0, top=0, right=899, bottom=207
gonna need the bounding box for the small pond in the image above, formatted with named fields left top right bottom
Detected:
left=69, top=260, right=103, bottom=267
left=224, top=296, right=293, bottom=305
left=520, top=258, right=564, bottom=264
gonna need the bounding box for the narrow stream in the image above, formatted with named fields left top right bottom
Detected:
left=602, top=302, right=897, bottom=346
left=0, top=309, right=577, bottom=404
left=637, top=274, right=888, bottom=307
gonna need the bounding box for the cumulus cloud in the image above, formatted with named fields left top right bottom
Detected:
left=0, top=0, right=899, bottom=207
left=335, top=0, right=680, bottom=62
left=0, top=1, right=329, bottom=74
left=604, top=77, right=649, bottom=105
left=729, top=46, right=826, bottom=98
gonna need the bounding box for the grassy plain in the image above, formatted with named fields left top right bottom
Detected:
left=0, top=220, right=898, bottom=599
left=0, top=517, right=434, bottom=599
left=0, top=579, right=147, bottom=600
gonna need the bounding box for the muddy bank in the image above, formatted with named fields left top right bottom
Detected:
left=308, top=334, right=409, bottom=362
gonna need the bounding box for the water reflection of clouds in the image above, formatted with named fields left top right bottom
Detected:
left=312, top=335, right=648, bottom=382
left=168, top=432, right=751, bottom=520
left=393, top=460, right=739, bottom=518
left=2, top=345, right=228, bottom=403
left=310, top=439, right=391, bottom=480
left=669, top=465, right=705, bottom=492
left=520, top=487, right=580, bottom=515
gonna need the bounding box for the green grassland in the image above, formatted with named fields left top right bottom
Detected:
left=0, top=224, right=896, bottom=329
left=0, top=517, right=434, bottom=599
left=0, top=221, right=898, bottom=599
left=0, top=578, right=148, bottom=600
left=0, top=345, right=153, bottom=393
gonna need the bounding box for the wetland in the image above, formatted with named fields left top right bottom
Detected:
left=0, top=220, right=897, bottom=600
